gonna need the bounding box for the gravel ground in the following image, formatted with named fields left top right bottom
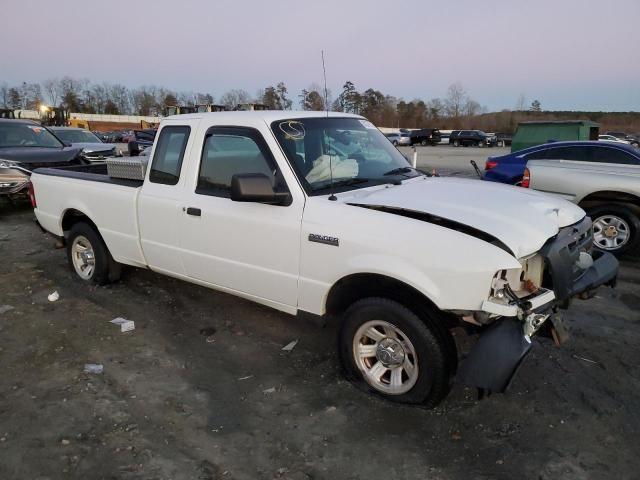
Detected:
left=1, top=193, right=639, bottom=480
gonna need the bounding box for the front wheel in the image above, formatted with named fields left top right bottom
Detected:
left=420, top=139, right=428, bottom=146
left=589, top=205, right=640, bottom=256
left=67, top=223, right=121, bottom=284
left=339, top=298, right=452, bottom=407
left=453, top=140, right=460, bottom=147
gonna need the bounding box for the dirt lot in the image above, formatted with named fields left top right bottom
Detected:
left=1, top=198, right=640, bottom=480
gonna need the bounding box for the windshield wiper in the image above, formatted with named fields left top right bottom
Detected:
left=313, top=177, right=371, bottom=192
left=383, top=166, right=416, bottom=176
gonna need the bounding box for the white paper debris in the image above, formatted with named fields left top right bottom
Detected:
left=281, top=340, right=298, bottom=352
left=238, top=375, right=253, bottom=381
left=84, top=364, right=103, bottom=374
left=263, top=387, right=276, bottom=394
left=0, top=305, right=14, bottom=315
left=47, top=291, right=60, bottom=302
left=110, top=317, right=135, bottom=333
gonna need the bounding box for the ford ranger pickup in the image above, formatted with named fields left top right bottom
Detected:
left=29, top=111, right=618, bottom=407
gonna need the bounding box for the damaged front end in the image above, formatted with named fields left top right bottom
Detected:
left=456, top=216, right=618, bottom=393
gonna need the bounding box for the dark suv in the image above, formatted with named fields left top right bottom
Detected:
left=409, top=128, right=441, bottom=146
left=449, top=130, right=496, bottom=147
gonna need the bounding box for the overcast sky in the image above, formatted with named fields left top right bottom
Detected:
left=1, top=0, right=638, bottom=111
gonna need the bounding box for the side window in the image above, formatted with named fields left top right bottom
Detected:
left=149, top=126, right=190, bottom=185
left=197, top=127, right=285, bottom=198
left=525, top=149, right=548, bottom=160
left=545, top=147, right=593, bottom=162
left=593, top=147, right=639, bottom=165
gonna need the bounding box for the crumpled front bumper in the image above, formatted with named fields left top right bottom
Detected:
left=458, top=216, right=619, bottom=393
left=540, top=216, right=618, bottom=306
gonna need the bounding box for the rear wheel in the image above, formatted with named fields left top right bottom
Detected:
left=339, top=298, right=452, bottom=407
left=588, top=205, right=640, bottom=256
left=67, top=223, right=121, bottom=284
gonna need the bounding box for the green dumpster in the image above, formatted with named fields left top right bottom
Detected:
left=511, top=120, right=599, bottom=152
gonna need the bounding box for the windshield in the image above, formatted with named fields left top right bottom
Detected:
left=54, top=129, right=102, bottom=144
left=0, top=123, right=63, bottom=148
left=271, top=117, right=418, bottom=195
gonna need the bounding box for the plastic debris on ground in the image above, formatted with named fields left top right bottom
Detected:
left=0, top=305, right=14, bottom=315
left=83, top=364, right=104, bottom=374
left=110, top=317, right=135, bottom=333
left=263, top=387, right=276, bottom=394
left=238, top=375, right=253, bottom=381
left=281, top=340, right=298, bottom=352
left=47, top=291, right=60, bottom=302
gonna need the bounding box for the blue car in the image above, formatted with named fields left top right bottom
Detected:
left=482, top=141, right=640, bottom=185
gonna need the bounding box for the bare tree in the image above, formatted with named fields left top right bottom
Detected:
left=515, top=93, right=527, bottom=112
left=219, top=89, right=251, bottom=109
left=464, top=99, right=481, bottom=117
left=445, top=82, right=467, bottom=118
left=0, top=82, right=10, bottom=108
left=43, top=78, right=60, bottom=106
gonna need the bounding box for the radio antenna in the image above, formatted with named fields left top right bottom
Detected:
left=322, top=50, right=337, bottom=201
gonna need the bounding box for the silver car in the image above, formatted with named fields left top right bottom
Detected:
left=50, top=127, right=122, bottom=161
left=385, top=132, right=411, bottom=147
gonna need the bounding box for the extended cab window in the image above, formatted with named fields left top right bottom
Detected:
left=149, top=126, right=190, bottom=185
left=197, top=127, right=285, bottom=198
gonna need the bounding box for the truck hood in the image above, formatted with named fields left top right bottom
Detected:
left=0, top=146, right=84, bottom=168
left=343, top=177, right=585, bottom=258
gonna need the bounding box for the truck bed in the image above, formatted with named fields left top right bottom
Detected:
left=33, top=163, right=144, bottom=188
left=31, top=163, right=147, bottom=268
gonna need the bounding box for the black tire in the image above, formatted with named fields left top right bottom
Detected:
left=66, top=222, right=121, bottom=285
left=453, top=140, right=460, bottom=147
left=392, top=140, right=398, bottom=146
left=587, top=204, right=640, bottom=256
left=478, top=141, right=485, bottom=148
left=339, top=297, right=452, bottom=408
left=420, top=139, right=428, bottom=146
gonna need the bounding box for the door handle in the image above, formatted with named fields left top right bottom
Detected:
left=186, top=207, right=201, bottom=217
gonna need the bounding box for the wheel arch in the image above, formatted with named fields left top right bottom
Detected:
left=578, top=190, right=640, bottom=214
left=325, top=273, right=457, bottom=328
left=61, top=208, right=100, bottom=234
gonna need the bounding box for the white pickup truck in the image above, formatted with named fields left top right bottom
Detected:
left=30, top=111, right=618, bottom=407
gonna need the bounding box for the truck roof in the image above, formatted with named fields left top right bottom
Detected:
left=163, top=110, right=365, bottom=123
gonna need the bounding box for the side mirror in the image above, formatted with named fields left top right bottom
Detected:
left=63, top=141, right=73, bottom=147
left=230, top=173, right=291, bottom=206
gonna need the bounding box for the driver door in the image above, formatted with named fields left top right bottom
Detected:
left=178, top=126, right=304, bottom=310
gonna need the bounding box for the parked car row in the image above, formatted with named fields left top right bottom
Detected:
left=483, top=140, right=640, bottom=255
left=0, top=119, right=124, bottom=197
left=384, top=129, right=512, bottom=148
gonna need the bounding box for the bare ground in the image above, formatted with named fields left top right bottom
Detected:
left=1, top=200, right=639, bottom=480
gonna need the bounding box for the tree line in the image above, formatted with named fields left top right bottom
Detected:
left=1, top=77, right=547, bottom=131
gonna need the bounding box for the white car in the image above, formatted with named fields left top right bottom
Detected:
left=29, top=111, right=617, bottom=407
left=384, top=132, right=411, bottom=146
left=598, top=134, right=631, bottom=144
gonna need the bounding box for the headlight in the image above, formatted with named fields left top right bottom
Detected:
left=0, top=159, right=19, bottom=168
